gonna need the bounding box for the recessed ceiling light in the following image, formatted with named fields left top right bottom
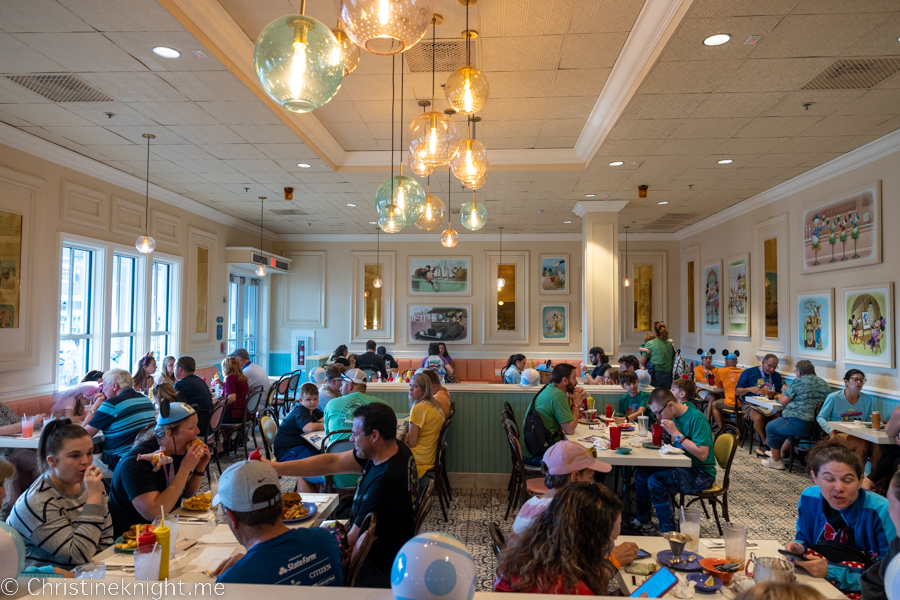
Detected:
left=537, top=209, right=544, bottom=213
left=584, top=194, right=596, bottom=197
left=717, top=159, right=734, bottom=164
left=564, top=220, right=572, bottom=224
left=346, top=203, right=357, bottom=207
left=152, top=46, right=181, bottom=59
left=297, top=163, right=311, bottom=168
left=658, top=201, right=668, bottom=205
left=609, top=161, right=624, bottom=166
left=703, top=34, right=731, bottom=46
left=369, top=221, right=377, bottom=224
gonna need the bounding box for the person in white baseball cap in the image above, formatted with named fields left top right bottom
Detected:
left=211, top=460, right=343, bottom=587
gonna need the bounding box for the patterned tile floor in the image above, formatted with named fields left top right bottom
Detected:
left=209, top=438, right=814, bottom=592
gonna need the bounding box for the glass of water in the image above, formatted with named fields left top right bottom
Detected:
left=679, top=507, right=702, bottom=553
left=134, top=543, right=161, bottom=581
left=74, top=563, right=106, bottom=579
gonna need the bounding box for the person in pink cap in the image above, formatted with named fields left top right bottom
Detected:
left=511, top=440, right=639, bottom=569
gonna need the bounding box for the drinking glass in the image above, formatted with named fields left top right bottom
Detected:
left=587, top=396, right=594, bottom=410
left=21, top=415, right=35, bottom=438
left=637, top=415, right=649, bottom=437
left=153, top=514, right=179, bottom=559
left=73, top=563, right=106, bottom=579
left=134, top=543, right=161, bottom=581
left=679, top=507, right=701, bottom=552
left=609, top=426, right=621, bottom=450
left=723, top=522, right=748, bottom=568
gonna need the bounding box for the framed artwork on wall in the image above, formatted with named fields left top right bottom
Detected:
left=726, top=254, right=749, bottom=337
left=540, top=303, right=569, bottom=344
left=409, top=257, right=471, bottom=295
left=408, top=305, right=471, bottom=344
left=794, top=290, right=834, bottom=361
left=539, top=255, right=568, bottom=294
left=841, top=283, right=894, bottom=369
left=801, top=182, right=881, bottom=274
left=703, top=261, right=723, bottom=335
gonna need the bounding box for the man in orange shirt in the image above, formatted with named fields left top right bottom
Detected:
left=711, top=353, right=743, bottom=430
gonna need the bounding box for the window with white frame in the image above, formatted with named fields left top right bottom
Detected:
left=110, top=254, right=137, bottom=370
left=59, top=246, right=94, bottom=387
left=228, top=274, right=259, bottom=360
left=151, top=261, right=173, bottom=357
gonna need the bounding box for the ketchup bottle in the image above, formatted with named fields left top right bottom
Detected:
left=248, top=446, right=262, bottom=461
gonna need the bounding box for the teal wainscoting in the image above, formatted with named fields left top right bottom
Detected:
left=368, top=390, right=624, bottom=475
left=269, top=353, right=291, bottom=376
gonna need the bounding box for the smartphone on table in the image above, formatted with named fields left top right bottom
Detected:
left=630, top=566, right=678, bottom=598
left=777, top=548, right=806, bottom=561
left=636, top=549, right=651, bottom=559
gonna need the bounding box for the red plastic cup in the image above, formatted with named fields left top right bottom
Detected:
left=652, top=424, right=664, bottom=446
left=605, top=403, right=614, bottom=419
left=609, top=426, right=621, bottom=450
left=708, top=373, right=715, bottom=385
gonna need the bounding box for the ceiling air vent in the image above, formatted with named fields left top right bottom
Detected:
left=270, top=208, right=307, bottom=216
left=801, top=58, right=900, bottom=91
left=5, top=74, right=114, bottom=103
left=405, top=40, right=476, bottom=74
left=643, top=213, right=697, bottom=230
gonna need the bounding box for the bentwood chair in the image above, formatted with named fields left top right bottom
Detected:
left=258, top=407, right=279, bottom=461
left=344, top=512, right=377, bottom=587
left=504, top=431, right=547, bottom=520
left=488, top=522, right=506, bottom=558
left=281, top=370, right=302, bottom=418
left=269, top=373, right=292, bottom=418
left=679, top=425, right=740, bottom=535
left=321, top=430, right=357, bottom=495
left=414, top=477, right=435, bottom=535
left=203, top=403, right=227, bottom=484
left=218, top=385, right=265, bottom=458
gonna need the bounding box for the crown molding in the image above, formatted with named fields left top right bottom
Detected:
left=0, top=123, right=278, bottom=240
left=675, top=128, right=900, bottom=240
left=275, top=232, right=584, bottom=243
left=623, top=233, right=678, bottom=241
left=572, top=200, right=629, bottom=216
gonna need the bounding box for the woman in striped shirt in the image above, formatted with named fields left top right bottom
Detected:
left=7, top=420, right=113, bottom=569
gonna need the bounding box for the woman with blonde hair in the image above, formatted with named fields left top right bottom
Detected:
left=155, top=355, right=177, bottom=386
left=151, top=382, right=178, bottom=411
left=220, top=356, right=249, bottom=424
left=405, top=372, right=445, bottom=478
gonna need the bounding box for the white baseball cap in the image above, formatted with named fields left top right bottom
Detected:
left=341, top=368, right=368, bottom=385
left=212, top=461, right=281, bottom=512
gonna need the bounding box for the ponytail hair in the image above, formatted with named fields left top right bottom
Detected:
left=504, top=354, right=526, bottom=373
left=38, top=419, right=91, bottom=473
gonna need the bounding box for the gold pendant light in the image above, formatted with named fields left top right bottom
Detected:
left=256, top=196, right=268, bottom=277
left=440, top=166, right=459, bottom=247
left=339, top=0, right=431, bottom=55
left=451, top=116, right=489, bottom=187
left=445, top=1, right=489, bottom=115
left=416, top=175, right=446, bottom=231
left=622, top=223, right=632, bottom=287
left=135, top=133, right=156, bottom=254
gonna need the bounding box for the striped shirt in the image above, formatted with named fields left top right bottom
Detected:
left=89, top=388, right=156, bottom=466
left=7, top=474, right=114, bottom=569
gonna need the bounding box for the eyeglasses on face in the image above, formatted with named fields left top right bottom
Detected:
left=849, top=377, right=866, bottom=383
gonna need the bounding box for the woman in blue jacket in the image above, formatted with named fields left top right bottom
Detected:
left=785, top=441, right=895, bottom=597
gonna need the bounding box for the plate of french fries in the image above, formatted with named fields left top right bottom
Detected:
left=282, top=492, right=316, bottom=523
left=114, top=523, right=157, bottom=553
left=182, top=491, right=212, bottom=511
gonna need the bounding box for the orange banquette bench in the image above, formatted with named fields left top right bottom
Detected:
left=392, top=358, right=579, bottom=384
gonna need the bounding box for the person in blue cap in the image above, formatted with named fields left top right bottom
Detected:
left=107, top=399, right=210, bottom=538
left=536, top=360, right=553, bottom=386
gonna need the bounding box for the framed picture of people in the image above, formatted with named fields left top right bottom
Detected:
left=841, top=283, right=894, bottom=369
left=539, top=303, right=569, bottom=344
left=539, top=255, right=568, bottom=294
left=801, top=182, right=881, bottom=274
left=408, top=257, right=471, bottom=295
left=726, top=254, right=749, bottom=337
left=794, top=289, right=834, bottom=361
left=703, top=261, right=722, bottom=335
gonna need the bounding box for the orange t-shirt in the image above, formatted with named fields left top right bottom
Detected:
left=715, top=366, right=744, bottom=407
left=693, top=365, right=718, bottom=384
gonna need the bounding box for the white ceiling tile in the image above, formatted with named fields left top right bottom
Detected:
left=103, top=32, right=226, bottom=73
left=80, top=72, right=191, bottom=102
left=46, top=126, right=130, bottom=146
left=0, top=0, right=91, bottom=32
left=156, top=71, right=259, bottom=102
left=105, top=124, right=191, bottom=145
left=14, top=32, right=147, bottom=72
left=127, top=101, right=222, bottom=126
left=196, top=143, right=267, bottom=160
left=57, top=0, right=184, bottom=32
left=0, top=33, right=66, bottom=73
left=1, top=103, right=95, bottom=127
left=171, top=124, right=246, bottom=145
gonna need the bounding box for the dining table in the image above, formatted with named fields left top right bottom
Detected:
left=827, top=420, right=895, bottom=445
left=90, top=493, right=340, bottom=584
left=742, top=395, right=783, bottom=413
left=696, top=382, right=724, bottom=393
left=0, top=431, right=104, bottom=450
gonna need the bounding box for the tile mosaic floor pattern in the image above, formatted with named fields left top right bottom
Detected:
left=208, top=439, right=814, bottom=592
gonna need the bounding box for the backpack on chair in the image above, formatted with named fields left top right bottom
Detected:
left=672, top=348, right=688, bottom=379
left=522, top=384, right=555, bottom=458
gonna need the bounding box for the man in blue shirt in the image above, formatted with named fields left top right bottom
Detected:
left=173, top=356, right=213, bottom=434
left=738, top=353, right=785, bottom=456
left=212, top=461, right=343, bottom=587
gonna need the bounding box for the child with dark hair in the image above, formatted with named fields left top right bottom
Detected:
left=274, top=383, right=324, bottom=463
left=7, top=419, right=113, bottom=569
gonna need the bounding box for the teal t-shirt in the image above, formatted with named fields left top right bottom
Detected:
left=323, top=391, right=383, bottom=487
left=674, top=405, right=716, bottom=477
left=619, top=391, right=654, bottom=424
left=520, top=385, right=573, bottom=458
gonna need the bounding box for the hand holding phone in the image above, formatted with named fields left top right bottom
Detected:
left=777, top=548, right=806, bottom=561
left=630, top=567, right=678, bottom=598
left=636, top=549, right=651, bottom=559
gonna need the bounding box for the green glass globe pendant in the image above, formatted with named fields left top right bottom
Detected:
left=254, top=14, right=344, bottom=112
left=375, top=175, right=426, bottom=231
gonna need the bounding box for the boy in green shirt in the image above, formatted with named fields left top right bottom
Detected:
left=616, top=371, right=654, bottom=425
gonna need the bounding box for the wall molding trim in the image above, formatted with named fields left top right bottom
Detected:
left=274, top=232, right=677, bottom=243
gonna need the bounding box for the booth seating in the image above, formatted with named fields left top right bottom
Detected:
left=392, top=358, right=576, bottom=384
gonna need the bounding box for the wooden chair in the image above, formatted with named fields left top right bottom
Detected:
left=203, top=403, right=227, bottom=483
left=787, top=400, right=826, bottom=472
left=269, top=373, right=292, bottom=417
left=414, top=477, right=435, bottom=535
left=321, top=430, right=357, bottom=494
left=344, top=512, right=377, bottom=587
left=504, top=431, right=548, bottom=520
left=218, top=385, right=265, bottom=458
left=258, top=407, right=279, bottom=461
left=679, top=425, right=740, bottom=535
left=282, top=371, right=302, bottom=418
left=431, top=414, right=454, bottom=521
left=501, top=411, right=540, bottom=506
left=488, top=522, right=506, bottom=558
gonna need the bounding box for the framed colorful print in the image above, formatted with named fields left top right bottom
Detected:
left=703, top=261, right=723, bottom=335
left=726, top=255, right=749, bottom=337
left=801, top=182, right=881, bottom=274
left=409, top=257, right=470, bottom=295
left=539, top=255, right=568, bottom=294
left=842, top=283, right=894, bottom=368
left=794, top=290, right=834, bottom=361
left=539, top=303, right=569, bottom=344
left=408, top=304, right=471, bottom=344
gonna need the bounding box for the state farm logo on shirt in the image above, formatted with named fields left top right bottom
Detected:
left=278, top=552, right=318, bottom=576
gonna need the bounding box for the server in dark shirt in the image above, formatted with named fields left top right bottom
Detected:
left=354, top=340, right=387, bottom=378
left=173, top=356, right=213, bottom=434
left=377, top=346, right=399, bottom=370
left=272, top=402, right=417, bottom=588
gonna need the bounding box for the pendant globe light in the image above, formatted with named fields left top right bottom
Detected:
left=407, top=100, right=435, bottom=177
left=440, top=167, right=459, bottom=248
left=373, top=226, right=383, bottom=288
left=622, top=223, right=631, bottom=288
left=496, top=226, right=505, bottom=289
left=331, top=26, right=360, bottom=76
left=415, top=175, right=446, bottom=231
left=460, top=190, right=487, bottom=231
left=255, top=196, right=268, bottom=277
left=451, top=117, right=489, bottom=186
left=445, top=1, right=490, bottom=115
left=339, top=0, right=430, bottom=55
left=376, top=54, right=426, bottom=230
left=135, top=133, right=156, bottom=254
left=254, top=0, right=344, bottom=113
left=408, top=16, right=460, bottom=169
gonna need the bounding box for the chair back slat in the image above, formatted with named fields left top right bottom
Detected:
left=246, top=385, right=265, bottom=414
left=344, top=513, right=377, bottom=587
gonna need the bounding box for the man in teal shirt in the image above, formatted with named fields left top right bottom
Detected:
left=520, top=363, right=585, bottom=466
left=633, top=388, right=716, bottom=534
left=323, top=368, right=384, bottom=487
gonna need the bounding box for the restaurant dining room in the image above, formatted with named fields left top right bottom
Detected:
left=1, top=0, right=900, bottom=598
